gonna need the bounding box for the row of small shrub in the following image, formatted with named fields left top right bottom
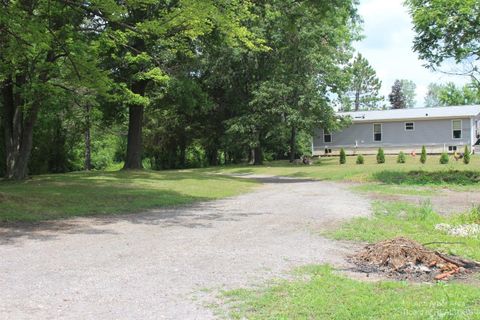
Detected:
left=339, top=145, right=471, bottom=165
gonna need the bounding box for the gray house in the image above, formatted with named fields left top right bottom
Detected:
left=313, top=105, right=480, bottom=156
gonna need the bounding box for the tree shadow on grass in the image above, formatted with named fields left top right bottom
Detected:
left=0, top=188, right=269, bottom=245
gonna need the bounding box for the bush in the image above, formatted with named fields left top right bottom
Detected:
left=339, top=148, right=346, bottom=164
left=376, top=148, right=385, bottom=164
left=464, top=146, right=471, bottom=164
left=397, top=151, right=406, bottom=164
left=356, top=154, right=364, bottom=165
left=420, top=146, right=427, bottom=164
left=439, top=152, right=449, bottom=164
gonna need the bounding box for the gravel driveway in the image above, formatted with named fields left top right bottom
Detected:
left=0, top=177, right=371, bottom=319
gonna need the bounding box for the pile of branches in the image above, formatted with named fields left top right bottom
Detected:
left=351, top=237, right=480, bottom=281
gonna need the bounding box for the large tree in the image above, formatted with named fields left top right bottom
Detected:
left=0, top=1, right=106, bottom=180
left=406, top=0, right=480, bottom=84
left=342, top=53, right=382, bottom=111
left=240, top=0, right=360, bottom=162
left=93, top=0, right=263, bottom=170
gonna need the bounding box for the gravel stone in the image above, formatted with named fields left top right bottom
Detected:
left=0, top=176, right=371, bottom=319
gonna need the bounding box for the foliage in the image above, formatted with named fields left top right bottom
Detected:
left=223, top=264, right=480, bottom=319
left=388, top=80, right=406, bottom=109
left=420, top=146, right=427, bottom=164
left=341, top=53, right=383, bottom=111
left=373, top=170, right=480, bottom=185
left=424, top=83, right=444, bottom=108
left=376, top=148, right=385, bottom=164
left=397, top=151, right=406, bottom=164
left=356, top=154, right=364, bottom=165
left=464, top=146, right=471, bottom=164
left=0, top=0, right=361, bottom=178
left=339, top=148, right=346, bottom=164
left=406, top=0, right=480, bottom=82
left=440, top=152, right=449, bottom=164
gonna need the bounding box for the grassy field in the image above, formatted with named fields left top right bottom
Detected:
left=1, top=154, right=480, bottom=222
left=0, top=170, right=257, bottom=222
left=222, top=265, right=480, bottom=320
left=209, top=154, right=480, bottom=184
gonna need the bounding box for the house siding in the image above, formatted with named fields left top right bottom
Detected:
left=313, top=118, right=474, bottom=155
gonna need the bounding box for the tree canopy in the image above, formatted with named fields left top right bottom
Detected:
left=406, top=0, right=480, bottom=84
left=1, top=0, right=360, bottom=179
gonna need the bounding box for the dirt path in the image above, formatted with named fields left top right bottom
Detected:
left=0, top=177, right=370, bottom=320
left=366, top=189, right=480, bottom=215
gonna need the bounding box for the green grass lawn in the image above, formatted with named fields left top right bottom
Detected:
left=207, top=154, right=480, bottom=183
left=222, top=265, right=480, bottom=320
left=0, top=170, right=257, bottom=223
left=2, top=154, right=480, bottom=222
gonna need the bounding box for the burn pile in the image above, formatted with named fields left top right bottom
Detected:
left=351, top=237, right=480, bottom=281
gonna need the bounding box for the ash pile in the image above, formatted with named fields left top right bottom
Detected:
left=351, top=237, right=480, bottom=282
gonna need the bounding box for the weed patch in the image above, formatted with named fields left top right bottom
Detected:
left=330, top=201, right=480, bottom=261
left=374, top=170, right=480, bottom=185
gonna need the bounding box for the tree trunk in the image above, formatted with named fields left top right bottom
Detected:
left=123, top=81, right=148, bottom=170
left=84, top=104, right=92, bottom=171
left=289, top=126, right=297, bottom=162
left=355, top=90, right=360, bottom=111
left=123, top=105, right=144, bottom=170
left=253, top=146, right=263, bottom=165
left=2, top=76, right=38, bottom=180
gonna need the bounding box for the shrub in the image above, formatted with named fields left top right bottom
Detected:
left=397, top=151, right=406, bottom=164
left=420, top=146, right=427, bottom=164
left=356, top=155, right=364, bottom=165
left=376, top=148, right=385, bottom=164
left=464, top=146, right=471, bottom=164
left=440, top=152, right=449, bottom=164
left=339, top=148, right=346, bottom=164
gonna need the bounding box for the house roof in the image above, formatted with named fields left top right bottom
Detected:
left=339, top=105, right=480, bottom=122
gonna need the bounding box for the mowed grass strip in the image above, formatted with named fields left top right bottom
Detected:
left=209, top=155, right=480, bottom=183
left=0, top=170, right=257, bottom=222
left=222, top=265, right=480, bottom=320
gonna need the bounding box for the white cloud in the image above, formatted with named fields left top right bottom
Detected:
left=355, top=0, right=469, bottom=107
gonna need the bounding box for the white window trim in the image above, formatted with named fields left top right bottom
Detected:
left=452, top=119, right=462, bottom=140
left=405, top=122, right=415, bottom=131
left=373, top=123, right=382, bottom=142
left=323, top=129, right=332, bottom=143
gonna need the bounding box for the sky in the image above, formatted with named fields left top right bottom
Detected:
left=355, top=0, right=469, bottom=107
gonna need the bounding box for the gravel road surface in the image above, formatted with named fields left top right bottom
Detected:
left=0, top=176, right=370, bottom=319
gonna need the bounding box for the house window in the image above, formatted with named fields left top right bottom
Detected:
left=323, top=130, right=332, bottom=143
left=452, top=120, right=462, bottom=139
left=324, top=148, right=332, bottom=154
left=405, top=122, right=414, bottom=131
left=373, top=123, right=382, bottom=142
left=448, top=146, right=457, bottom=152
